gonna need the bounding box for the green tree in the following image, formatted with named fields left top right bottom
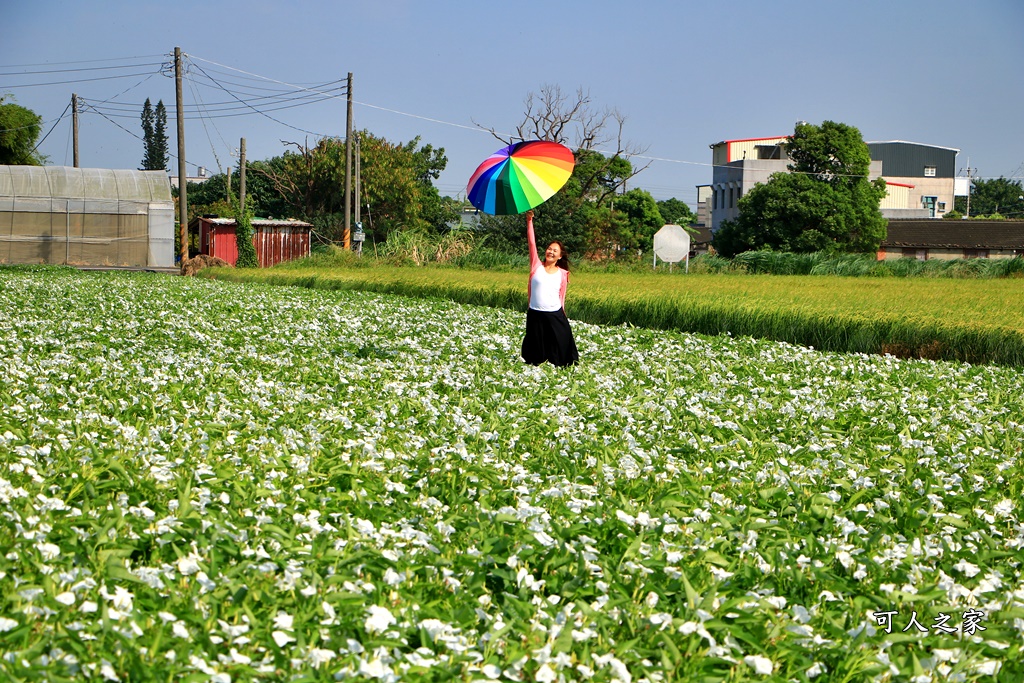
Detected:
left=713, top=120, right=887, bottom=257
left=613, top=188, right=664, bottom=253
left=656, top=198, right=697, bottom=226
left=140, top=98, right=169, bottom=171
left=0, top=96, right=45, bottom=165
left=954, top=177, right=1024, bottom=218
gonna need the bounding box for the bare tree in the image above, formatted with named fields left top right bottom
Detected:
left=476, top=84, right=649, bottom=203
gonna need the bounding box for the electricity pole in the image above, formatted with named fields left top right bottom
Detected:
left=71, top=94, right=79, bottom=168
left=344, top=72, right=353, bottom=250
left=239, top=138, right=246, bottom=213
left=175, top=47, right=188, bottom=264
left=959, top=158, right=976, bottom=218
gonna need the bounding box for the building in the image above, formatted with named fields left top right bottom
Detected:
left=703, top=136, right=959, bottom=230
left=169, top=166, right=212, bottom=189
left=865, top=142, right=959, bottom=219
left=190, top=216, right=312, bottom=267
left=879, top=219, right=1024, bottom=261
left=0, top=165, right=174, bottom=268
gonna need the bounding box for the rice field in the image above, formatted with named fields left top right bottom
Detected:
left=205, top=266, right=1024, bottom=366
left=1, top=268, right=1022, bottom=682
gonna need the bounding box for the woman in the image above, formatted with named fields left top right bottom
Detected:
left=521, top=209, right=579, bottom=367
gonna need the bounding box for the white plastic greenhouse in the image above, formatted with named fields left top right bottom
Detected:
left=0, top=165, right=175, bottom=268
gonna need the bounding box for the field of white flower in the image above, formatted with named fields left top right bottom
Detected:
left=0, top=268, right=1021, bottom=683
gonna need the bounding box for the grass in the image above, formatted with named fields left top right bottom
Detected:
left=201, top=264, right=1024, bottom=366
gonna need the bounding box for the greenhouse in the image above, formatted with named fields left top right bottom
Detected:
left=0, top=165, right=174, bottom=268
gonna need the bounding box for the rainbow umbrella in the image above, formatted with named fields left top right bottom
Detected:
left=466, top=140, right=575, bottom=215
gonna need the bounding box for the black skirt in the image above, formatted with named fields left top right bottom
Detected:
left=521, top=307, right=579, bottom=367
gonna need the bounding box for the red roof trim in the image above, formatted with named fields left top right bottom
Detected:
left=723, top=136, right=791, bottom=162
left=885, top=182, right=916, bottom=189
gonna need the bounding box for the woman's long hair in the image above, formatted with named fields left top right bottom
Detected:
left=549, top=241, right=570, bottom=272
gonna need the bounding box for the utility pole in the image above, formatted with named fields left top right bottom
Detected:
left=225, top=166, right=231, bottom=202
left=71, top=94, right=79, bottom=168
left=355, top=133, right=361, bottom=226
left=239, top=138, right=246, bottom=213
left=959, top=158, right=976, bottom=218
left=344, top=72, right=353, bottom=250
left=175, top=47, right=188, bottom=264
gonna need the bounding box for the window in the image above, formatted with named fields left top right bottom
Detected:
left=729, top=188, right=734, bottom=209
left=924, top=166, right=936, bottom=177
left=902, top=248, right=928, bottom=261
left=938, top=202, right=946, bottom=212
left=963, top=249, right=989, bottom=259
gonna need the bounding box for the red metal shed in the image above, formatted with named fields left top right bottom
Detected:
left=191, top=216, right=312, bottom=267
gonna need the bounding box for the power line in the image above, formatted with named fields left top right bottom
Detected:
left=1, top=69, right=163, bottom=89
left=0, top=62, right=164, bottom=77
left=185, top=58, right=334, bottom=138
left=0, top=55, right=165, bottom=68
left=31, top=101, right=72, bottom=153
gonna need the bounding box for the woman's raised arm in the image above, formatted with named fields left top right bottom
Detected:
left=525, top=210, right=540, bottom=271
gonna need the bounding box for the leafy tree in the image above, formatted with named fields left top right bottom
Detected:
left=249, top=132, right=452, bottom=244
left=0, top=95, right=45, bottom=165
left=613, top=188, right=664, bottom=253
left=656, top=198, right=697, bottom=226
left=140, top=98, right=169, bottom=171
left=954, top=177, right=1024, bottom=218
left=713, top=120, right=887, bottom=257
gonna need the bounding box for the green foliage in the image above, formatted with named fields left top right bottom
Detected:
left=714, top=121, right=888, bottom=257
left=943, top=209, right=964, bottom=220
left=954, top=177, right=1024, bottom=218
left=140, top=98, right=168, bottom=171
left=612, top=188, right=664, bottom=253
left=0, top=95, right=45, bottom=165
left=656, top=197, right=698, bottom=226
left=233, top=199, right=258, bottom=268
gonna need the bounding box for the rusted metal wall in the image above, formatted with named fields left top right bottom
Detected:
left=254, top=225, right=310, bottom=268
left=196, top=217, right=310, bottom=267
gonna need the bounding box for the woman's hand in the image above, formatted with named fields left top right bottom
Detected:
left=525, top=210, right=534, bottom=221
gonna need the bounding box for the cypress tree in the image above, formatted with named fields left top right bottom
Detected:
left=153, top=100, right=169, bottom=171
left=140, top=98, right=155, bottom=170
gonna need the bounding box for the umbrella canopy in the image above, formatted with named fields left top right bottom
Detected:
left=466, top=140, right=575, bottom=215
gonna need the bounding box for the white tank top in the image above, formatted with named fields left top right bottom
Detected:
left=529, top=267, right=562, bottom=311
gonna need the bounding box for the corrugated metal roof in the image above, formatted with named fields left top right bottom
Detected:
left=883, top=220, right=1024, bottom=249
left=199, top=217, right=313, bottom=228
left=865, top=140, right=960, bottom=153
left=0, top=165, right=171, bottom=202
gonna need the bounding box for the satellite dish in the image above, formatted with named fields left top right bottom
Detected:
left=653, top=224, right=691, bottom=267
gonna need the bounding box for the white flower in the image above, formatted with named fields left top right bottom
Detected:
left=0, top=617, right=18, bottom=632
left=383, top=567, right=405, bottom=586
left=807, top=662, right=826, bottom=678
left=172, top=621, right=190, bottom=639
left=177, top=555, right=201, bottom=576
left=308, top=647, right=335, bottom=669
left=953, top=559, right=981, bottom=577
left=364, top=605, right=396, bottom=634
left=535, top=663, right=557, bottom=682
left=54, top=591, right=76, bottom=606
left=993, top=499, right=1014, bottom=517
left=273, top=612, right=294, bottom=630
left=272, top=630, right=296, bottom=647
left=359, top=658, right=389, bottom=678
left=108, top=586, right=134, bottom=612
left=81, top=601, right=98, bottom=613
left=37, top=542, right=61, bottom=560
left=482, top=664, right=502, bottom=679
left=744, top=655, right=774, bottom=676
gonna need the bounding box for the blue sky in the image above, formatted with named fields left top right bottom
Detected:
left=3, top=0, right=1022, bottom=207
